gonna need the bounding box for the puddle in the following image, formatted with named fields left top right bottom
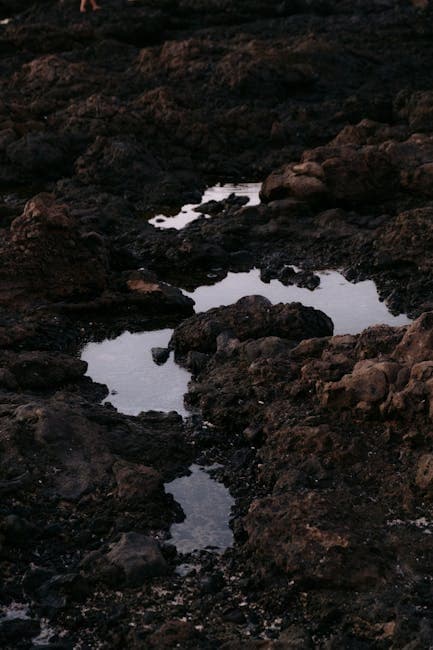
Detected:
left=81, top=329, right=190, bottom=417
left=0, top=603, right=30, bottom=622
left=184, top=268, right=411, bottom=335
left=32, top=619, right=58, bottom=646
left=149, top=182, right=261, bottom=230
left=81, top=269, right=411, bottom=417
left=165, top=464, right=235, bottom=554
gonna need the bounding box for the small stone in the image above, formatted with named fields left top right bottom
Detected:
left=243, top=425, right=262, bottom=442
left=223, top=607, right=246, bottom=624
left=200, top=572, right=225, bottom=594
left=151, top=347, right=170, bottom=365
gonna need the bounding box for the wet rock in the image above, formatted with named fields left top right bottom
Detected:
left=172, top=296, right=333, bottom=356
left=294, top=270, right=320, bottom=290
left=104, top=532, right=168, bottom=586
left=151, top=347, right=170, bottom=365
left=186, top=350, right=210, bottom=374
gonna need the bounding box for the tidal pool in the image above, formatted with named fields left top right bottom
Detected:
left=165, top=465, right=235, bottom=554
left=149, top=182, right=261, bottom=230
left=0, top=603, right=30, bottom=622
left=81, top=329, right=190, bottom=417
left=184, top=269, right=411, bottom=335
left=81, top=269, right=411, bottom=418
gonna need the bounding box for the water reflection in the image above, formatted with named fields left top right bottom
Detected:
left=165, top=465, right=234, bottom=554
left=81, top=329, right=190, bottom=416
left=184, top=269, right=411, bottom=335
left=149, top=182, right=261, bottom=230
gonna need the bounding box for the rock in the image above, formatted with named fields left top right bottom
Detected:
left=416, top=454, right=433, bottom=492
left=320, top=360, right=391, bottom=411
left=0, top=194, right=108, bottom=305
left=75, top=135, right=163, bottom=198
left=200, top=572, right=225, bottom=594
left=147, top=620, right=199, bottom=648
left=105, top=532, right=168, bottom=586
left=0, top=618, right=40, bottom=645
left=6, top=131, right=68, bottom=177
left=2, top=0, right=433, bottom=646
left=394, top=312, right=433, bottom=364
left=186, top=350, right=210, bottom=373
left=1, top=514, right=35, bottom=546
left=113, top=462, right=163, bottom=502
left=36, top=573, right=90, bottom=612
left=1, top=351, right=87, bottom=390
left=151, top=347, right=170, bottom=365
left=171, top=296, right=333, bottom=356
left=261, top=141, right=397, bottom=206
left=223, top=607, right=247, bottom=624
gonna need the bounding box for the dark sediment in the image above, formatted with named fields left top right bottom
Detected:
left=2, top=0, right=433, bottom=647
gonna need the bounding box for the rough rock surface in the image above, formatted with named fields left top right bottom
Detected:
left=2, top=0, right=433, bottom=647
left=171, top=296, right=333, bottom=356
left=182, top=312, right=433, bottom=647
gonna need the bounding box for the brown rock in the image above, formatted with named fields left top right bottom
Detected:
left=105, top=533, right=168, bottom=586
left=416, top=454, right=433, bottom=492
left=113, top=462, right=163, bottom=502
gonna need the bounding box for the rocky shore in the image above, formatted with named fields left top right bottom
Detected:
left=2, top=0, right=433, bottom=647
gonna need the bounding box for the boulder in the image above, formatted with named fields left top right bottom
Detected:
left=0, top=194, right=108, bottom=305
left=171, top=296, right=333, bottom=356
left=105, top=532, right=168, bottom=586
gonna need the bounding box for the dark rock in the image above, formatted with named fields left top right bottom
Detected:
left=0, top=618, right=40, bottom=645
left=151, top=347, right=170, bottom=365
left=172, top=296, right=333, bottom=356
left=223, top=607, right=247, bottom=624
left=200, top=572, right=225, bottom=594
left=0, top=194, right=108, bottom=306
left=104, top=532, right=169, bottom=586
left=1, top=514, right=36, bottom=546
left=147, top=620, right=199, bottom=648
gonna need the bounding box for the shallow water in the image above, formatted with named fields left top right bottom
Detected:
left=185, top=268, right=411, bottom=335
left=32, top=621, right=58, bottom=647
left=81, top=329, right=190, bottom=416
left=0, top=603, right=30, bottom=622
left=81, top=269, right=411, bottom=418
left=149, top=182, right=261, bottom=230
left=165, top=465, right=234, bottom=554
